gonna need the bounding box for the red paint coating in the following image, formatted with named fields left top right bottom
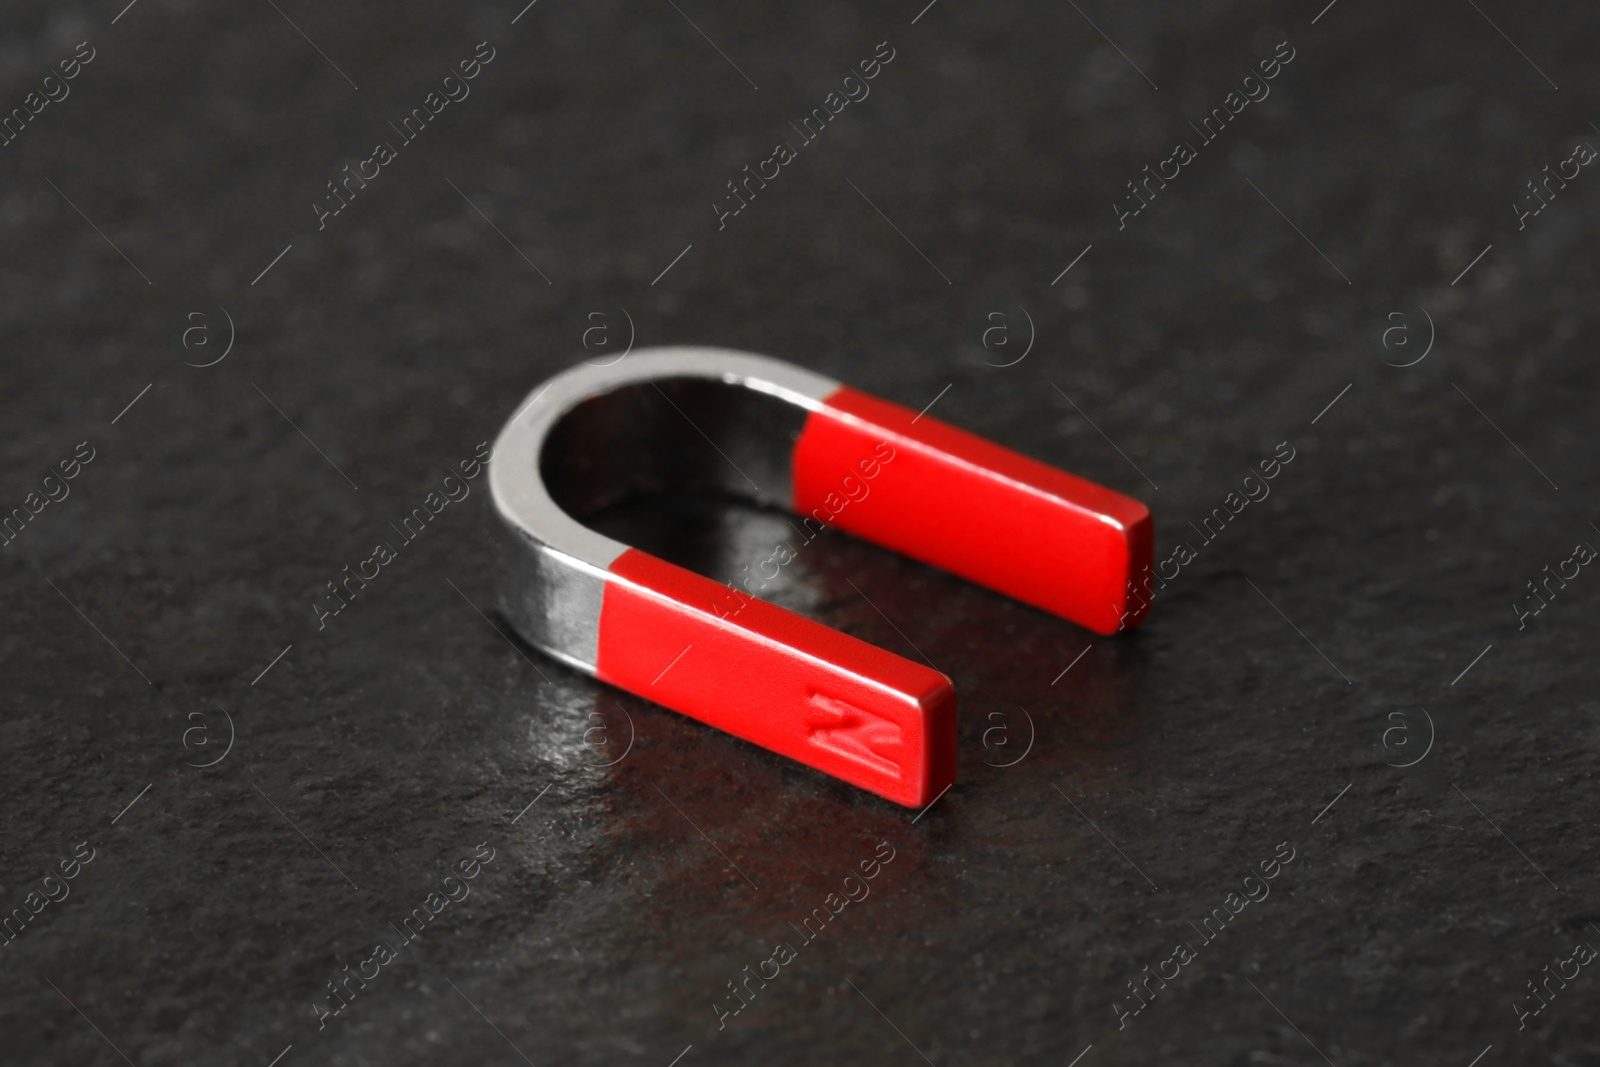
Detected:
left=596, top=548, right=956, bottom=808
left=791, top=385, right=1153, bottom=635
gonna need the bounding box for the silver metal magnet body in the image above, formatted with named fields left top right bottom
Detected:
left=487, top=346, right=838, bottom=675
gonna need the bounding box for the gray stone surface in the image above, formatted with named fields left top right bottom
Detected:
left=1, top=0, right=1598, bottom=1064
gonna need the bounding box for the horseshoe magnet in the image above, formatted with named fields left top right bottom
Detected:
left=489, top=347, right=1152, bottom=807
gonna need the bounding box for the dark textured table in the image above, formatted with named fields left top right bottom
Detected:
left=3, top=1, right=1599, bottom=1064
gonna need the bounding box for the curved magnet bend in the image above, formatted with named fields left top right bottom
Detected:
left=489, top=346, right=1152, bottom=807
